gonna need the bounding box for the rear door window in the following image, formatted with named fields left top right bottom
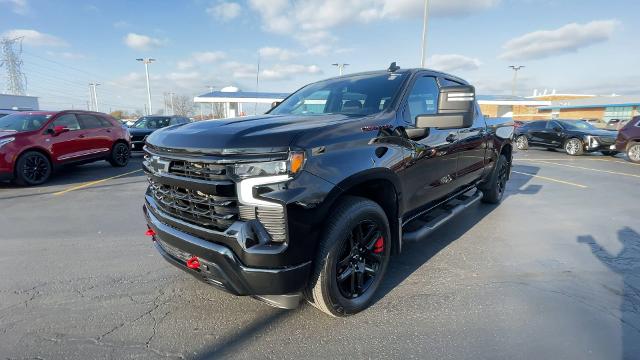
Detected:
left=78, top=114, right=104, bottom=129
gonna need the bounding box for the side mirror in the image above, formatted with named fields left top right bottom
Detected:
left=51, top=125, right=69, bottom=136
left=415, top=85, right=475, bottom=129
left=553, top=126, right=563, bottom=132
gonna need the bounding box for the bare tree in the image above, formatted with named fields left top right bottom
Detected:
left=171, top=95, right=194, bottom=116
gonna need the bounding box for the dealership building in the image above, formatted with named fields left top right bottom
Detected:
left=535, top=95, right=640, bottom=122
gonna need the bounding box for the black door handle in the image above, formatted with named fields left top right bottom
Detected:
left=446, top=133, right=457, bottom=143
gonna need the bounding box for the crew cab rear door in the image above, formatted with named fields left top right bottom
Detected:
left=398, top=75, right=461, bottom=212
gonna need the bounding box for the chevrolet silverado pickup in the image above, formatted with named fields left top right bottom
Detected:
left=142, top=64, right=514, bottom=317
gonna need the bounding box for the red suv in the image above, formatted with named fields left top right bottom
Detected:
left=0, top=110, right=131, bottom=185
left=615, top=116, right=640, bottom=163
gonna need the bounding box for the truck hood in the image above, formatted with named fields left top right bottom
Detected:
left=146, top=114, right=357, bottom=152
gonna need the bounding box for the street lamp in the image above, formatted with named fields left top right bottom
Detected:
left=332, top=63, right=349, bottom=76
left=206, top=85, right=216, bottom=118
left=136, top=58, right=156, bottom=115
left=420, top=0, right=430, bottom=68
left=89, top=83, right=100, bottom=112
left=509, top=65, right=525, bottom=96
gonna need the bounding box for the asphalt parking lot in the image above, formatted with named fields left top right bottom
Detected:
left=1, top=150, right=639, bottom=359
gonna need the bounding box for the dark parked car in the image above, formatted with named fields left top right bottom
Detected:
left=0, top=110, right=131, bottom=185
left=129, top=115, right=190, bottom=151
left=515, top=119, right=619, bottom=156
left=142, top=65, right=513, bottom=316
left=615, top=116, right=640, bottom=163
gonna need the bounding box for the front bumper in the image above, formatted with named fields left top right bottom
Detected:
left=143, top=204, right=311, bottom=296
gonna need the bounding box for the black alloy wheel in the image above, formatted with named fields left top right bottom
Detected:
left=15, top=151, right=52, bottom=186
left=481, top=154, right=509, bottom=204
left=496, top=156, right=509, bottom=197
left=335, top=220, right=384, bottom=299
left=109, top=142, right=131, bottom=167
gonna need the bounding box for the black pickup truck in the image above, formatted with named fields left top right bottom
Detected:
left=142, top=64, right=513, bottom=316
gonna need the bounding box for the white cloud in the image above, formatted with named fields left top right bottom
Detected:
left=207, top=1, right=242, bottom=22
left=500, top=20, right=619, bottom=61
left=428, top=54, right=481, bottom=72
left=0, top=0, right=28, bottom=15
left=259, top=47, right=298, bottom=61
left=177, top=51, right=227, bottom=70
left=261, top=64, right=322, bottom=81
left=248, top=0, right=499, bottom=35
left=123, top=33, right=166, bottom=51
left=113, top=20, right=130, bottom=29
left=45, top=51, right=86, bottom=60
left=1, top=29, right=68, bottom=47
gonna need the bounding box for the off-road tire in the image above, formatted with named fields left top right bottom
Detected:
left=306, top=196, right=391, bottom=317
left=480, top=154, right=509, bottom=204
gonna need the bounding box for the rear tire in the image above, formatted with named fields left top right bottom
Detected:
left=108, top=142, right=130, bottom=167
left=14, top=151, right=52, bottom=186
left=480, top=154, right=509, bottom=204
left=628, top=143, right=640, bottom=163
left=515, top=136, right=528, bottom=150
left=564, top=138, right=584, bottom=156
left=306, top=196, right=391, bottom=317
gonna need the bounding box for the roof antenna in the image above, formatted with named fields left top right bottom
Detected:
left=388, top=62, right=400, bottom=72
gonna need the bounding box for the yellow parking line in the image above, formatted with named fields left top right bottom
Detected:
left=524, top=160, right=640, bottom=179
left=53, top=169, right=143, bottom=196
left=512, top=170, right=588, bottom=188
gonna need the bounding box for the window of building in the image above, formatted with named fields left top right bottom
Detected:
left=604, top=106, right=634, bottom=122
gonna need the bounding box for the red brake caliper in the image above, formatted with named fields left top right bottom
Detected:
left=373, top=236, right=384, bottom=254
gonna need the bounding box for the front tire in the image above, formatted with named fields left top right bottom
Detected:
left=564, top=138, right=584, bottom=156
left=307, top=196, right=391, bottom=317
left=480, top=154, right=509, bottom=204
left=14, top=151, right=52, bottom=186
left=108, top=142, right=130, bottom=167
left=628, top=143, right=640, bottom=163
left=515, top=136, right=528, bottom=150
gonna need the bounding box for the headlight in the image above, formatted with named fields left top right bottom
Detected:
left=0, top=137, right=15, bottom=149
left=231, top=151, right=305, bottom=180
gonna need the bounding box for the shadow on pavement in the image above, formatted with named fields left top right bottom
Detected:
left=373, top=164, right=542, bottom=304
left=578, top=227, right=640, bottom=359
left=193, top=307, right=296, bottom=359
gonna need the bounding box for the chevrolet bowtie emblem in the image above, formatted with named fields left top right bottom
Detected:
left=149, top=155, right=170, bottom=174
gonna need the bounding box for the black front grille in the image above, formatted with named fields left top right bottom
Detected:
left=149, top=179, right=238, bottom=231
left=169, top=160, right=229, bottom=181
left=597, top=136, right=616, bottom=145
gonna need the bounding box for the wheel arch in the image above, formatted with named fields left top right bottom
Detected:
left=14, top=146, right=53, bottom=172
left=324, top=168, right=403, bottom=255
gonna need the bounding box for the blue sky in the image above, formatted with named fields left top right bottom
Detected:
left=1, top=0, right=638, bottom=113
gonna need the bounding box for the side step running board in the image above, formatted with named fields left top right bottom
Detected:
left=402, top=190, right=483, bottom=243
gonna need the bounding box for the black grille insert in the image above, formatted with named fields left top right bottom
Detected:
left=149, top=179, right=237, bottom=231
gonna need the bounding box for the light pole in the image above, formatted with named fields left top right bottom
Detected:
left=420, top=0, right=430, bottom=68
left=168, top=92, right=175, bottom=115
left=136, top=58, right=155, bottom=115
left=206, top=85, right=215, bottom=118
left=509, top=65, right=525, bottom=96
left=89, top=83, right=100, bottom=112
left=332, top=63, right=349, bottom=76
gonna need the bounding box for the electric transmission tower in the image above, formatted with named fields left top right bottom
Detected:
left=0, top=37, right=27, bottom=95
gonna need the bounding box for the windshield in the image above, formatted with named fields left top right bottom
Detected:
left=270, top=72, right=407, bottom=116
left=0, top=113, right=50, bottom=132
left=558, top=120, right=597, bottom=131
left=132, top=116, right=171, bottom=129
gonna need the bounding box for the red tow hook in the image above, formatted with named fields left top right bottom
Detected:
left=373, top=236, right=384, bottom=254
left=145, top=228, right=156, bottom=239
left=186, top=256, right=201, bottom=270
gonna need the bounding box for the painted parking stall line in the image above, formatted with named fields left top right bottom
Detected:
left=524, top=160, right=640, bottom=180
left=511, top=170, right=588, bottom=189
left=53, top=169, right=143, bottom=196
